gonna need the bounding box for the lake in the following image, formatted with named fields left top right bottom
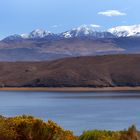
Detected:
left=0, top=91, right=140, bottom=135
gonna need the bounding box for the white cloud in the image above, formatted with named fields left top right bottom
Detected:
left=90, top=24, right=100, bottom=28
left=51, top=24, right=62, bottom=28
left=98, top=10, right=126, bottom=17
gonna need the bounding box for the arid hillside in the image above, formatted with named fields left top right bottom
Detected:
left=0, top=54, right=140, bottom=87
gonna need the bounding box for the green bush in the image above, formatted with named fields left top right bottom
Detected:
left=0, top=115, right=139, bottom=140
left=79, top=130, right=117, bottom=140
left=0, top=115, right=77, bottom=140
left=79, top=125, right=140, bottom=140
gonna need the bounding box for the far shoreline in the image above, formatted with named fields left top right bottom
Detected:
left=0, top=87, right=140, bottom=92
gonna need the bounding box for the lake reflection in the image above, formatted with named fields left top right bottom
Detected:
left=0, top=91, right=140, bottom=134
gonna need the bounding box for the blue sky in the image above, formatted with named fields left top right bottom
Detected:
left=0, top=0, right=139, bottom=38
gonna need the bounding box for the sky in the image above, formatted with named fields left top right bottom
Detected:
left=0, top=0, right=140, bottom=38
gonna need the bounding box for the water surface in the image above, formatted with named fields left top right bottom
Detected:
left=0, top=91, right=140, bottom=134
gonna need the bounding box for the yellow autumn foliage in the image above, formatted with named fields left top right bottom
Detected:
left=0, top=115, right=139, bottom=140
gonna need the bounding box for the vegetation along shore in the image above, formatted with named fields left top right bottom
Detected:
left=0, top=115, right=139, bottom=140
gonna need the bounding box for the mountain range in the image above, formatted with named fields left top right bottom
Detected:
left=3, top=24, right=140, bottom=41
left=1, top=24, right=140, bottom=61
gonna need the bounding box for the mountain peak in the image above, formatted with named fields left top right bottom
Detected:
left=61, top=24, right=114, bottom=39
left=108, top=25, right=140, bottom=37
left=2, top=34, right=23, bottom=42
left=62, top=25, right=100, bottom=38
left=2, top=29, right=54, bottom=41
left=72, top=24, right=96, bottom=31
left=28, top=29, right=52, bottom=38
left=73, top=25, right=97, bottom=35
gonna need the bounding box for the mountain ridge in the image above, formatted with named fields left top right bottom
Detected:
left=2, top=24, right=140, bottom=41
left=108, top=25, right=140, bottom=37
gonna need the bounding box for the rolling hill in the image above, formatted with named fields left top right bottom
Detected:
left=0, top=54, right=140, bottom=87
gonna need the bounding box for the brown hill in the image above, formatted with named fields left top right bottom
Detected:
left=1, top=37, right=140, bottom=61
left=0, top=54, right=140, bottom=87
left=0, top=38, right=132, bottom=61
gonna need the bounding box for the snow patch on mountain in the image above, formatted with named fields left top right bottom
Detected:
left=62, top=25, right=97, bottom=38
left=2, top=29, right=53, bottom=41
left=108, top=25, right=140, bottom=37
left=28, top=29, right=52, bottom=38
left=62, top=25, right=115, bottom=38
left=21, top=34, right=29, bottom=39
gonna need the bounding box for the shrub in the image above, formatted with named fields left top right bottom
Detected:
left=79, top=125, right=140, bottom=140
left=0, top=115, right=139, bottom=140
left=0, top=115, right=77, bottom=140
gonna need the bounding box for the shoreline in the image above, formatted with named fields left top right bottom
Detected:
left=0, top=87, right=140, bottom=92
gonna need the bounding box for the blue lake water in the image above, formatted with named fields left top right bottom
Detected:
left=0, top=91, right=140, bottom=134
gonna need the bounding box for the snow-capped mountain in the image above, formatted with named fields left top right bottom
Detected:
left=2, top=24, right=140, bottom=61
left=61, top=25, right=96, bottom=38
left=2, top=29, right=54, bottom=41
left=28, top=29, right=53, bottom=39
left=108, top=25, right=140, bottom=37
left=3, top=24, right=140, bottom=42
left=61, top=25, right=115, bottom=38
left=2, top=34, right=24, bottom=42
left=2, top=26, right=115, bottom=42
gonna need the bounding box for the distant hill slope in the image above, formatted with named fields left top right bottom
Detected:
left=1, top=37, right=140, bottom=61
left=0, top=54, right=140, bottom=87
